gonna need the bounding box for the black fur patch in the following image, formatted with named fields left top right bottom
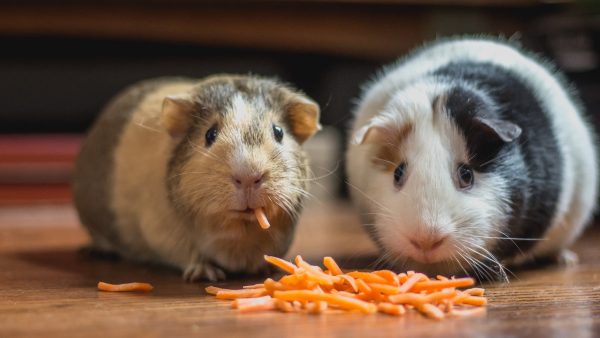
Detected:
left=434, top=61, right=563, bottom=261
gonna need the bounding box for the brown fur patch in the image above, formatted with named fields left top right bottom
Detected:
left=371, top=123, right=413, bottom=172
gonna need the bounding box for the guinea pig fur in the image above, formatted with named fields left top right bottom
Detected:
left=74, top=75, right=321, bottom=281
left=346, top=37, right=598, bottom=281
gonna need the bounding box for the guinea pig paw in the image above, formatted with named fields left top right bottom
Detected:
left=557, top=249, right=579, bottom=267
left=183, top=262, right=226, bottom=282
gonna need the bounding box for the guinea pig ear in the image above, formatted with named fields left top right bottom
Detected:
left=352, top=123, right=381, bottom=145
left=473, top=117, right=522, bottom=143
left=284, top=95, right=321, bottom=144
left=161, top=94, right=195, bottom=138
left=352, top=117, right=399, bottom=145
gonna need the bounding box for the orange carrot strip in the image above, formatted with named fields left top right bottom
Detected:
left=457, top=296, right=488, bottom=306
left=254, top=207, right=271, bottom=229
left=334, top=291, right=360, bottom=299
left=264, top=278, right=298, bottom=293
left=418, top=303, right=445, bottom=320
left=323, top=256, right=343, bottom=276
left=306, top=301, right=328, bottom=314
left=347, top=271, right=389, bottom=284
left=98, top=281, right=153, bottom=292
left=397, top=273, right=427, bottom=293
left=452, top=292, right=469, bottom=303
left=273, top=290, right=377, bottom=314
left=275, top=299, right=295, bottom=312
left=444, top=300, right=454, bottom=313
left=216, top=288, right=268, bottom=299
left=264, top=255, right=296, bottom=274
left=279, top=274, right=302, bottom=286
left=388, top=292, right=428, bottom=305
left=436, top=275, right=449, bottom=281
left=243, top=283, right=265, bottom=289
left=294, top=255, right=305, bottom=267
left=411, top=277, right=475, bottom=292
left=296, top=260, right=338, bottom=286
left=368, top=283, right=401, bottom=295
left=463, top=288, right=485, bottom=296
left=378, top=302, right=406, bottom=316
left=337, top=274, right=358, bottom=293
left=373, top=270, right=400, bottom=286
left=424, top=289, right=457, bottom=304
left=355, top=279, right=372, bottom=294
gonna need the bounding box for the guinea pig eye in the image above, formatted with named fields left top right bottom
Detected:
left=272, top=124, right=284, bottom=143
left=393, top=162, right=407, bottom=188
left=457, top=163, right=474, bottom=190
left=205, top=126, right=218, bottom=147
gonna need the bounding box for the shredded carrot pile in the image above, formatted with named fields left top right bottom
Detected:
left=98, top=281, right=154, bottom=292
left=206, top=255, right=487, bottom=320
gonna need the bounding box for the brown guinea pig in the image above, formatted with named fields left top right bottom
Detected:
left=73, top=75, right=321, bottom=281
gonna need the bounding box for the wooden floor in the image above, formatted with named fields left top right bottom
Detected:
left=1, top=202, right=600, bottom=337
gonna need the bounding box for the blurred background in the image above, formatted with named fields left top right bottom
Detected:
left=0, top=0, right=598, bottom=207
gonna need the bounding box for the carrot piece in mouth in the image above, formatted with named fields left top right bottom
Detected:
left=254, top=207, right=271, bottom=229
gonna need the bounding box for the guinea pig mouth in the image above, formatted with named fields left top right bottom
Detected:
left=233, top=208, right=254, bottom=214
left=229, top=208, right=255, bottom=217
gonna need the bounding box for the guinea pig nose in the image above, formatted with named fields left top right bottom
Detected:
left=409, top=236, right=446, bottom=251
left=232, top=172, right=267, bottom=189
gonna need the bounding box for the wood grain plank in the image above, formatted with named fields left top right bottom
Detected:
left=1, top=203, right=599, bottom=337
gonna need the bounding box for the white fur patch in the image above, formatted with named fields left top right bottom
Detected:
left=230, top=94, right=253, bottom=125
left=350, top=82, right=507, bottom=273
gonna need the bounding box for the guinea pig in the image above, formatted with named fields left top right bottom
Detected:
left=346, top=37, right=598, bottom=281
left=73, top=75, right=321, bottom=281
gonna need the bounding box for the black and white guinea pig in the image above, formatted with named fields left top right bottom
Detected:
left=346, top=37, right=598, bottom=281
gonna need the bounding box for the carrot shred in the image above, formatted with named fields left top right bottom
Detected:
left=388, top=292, right=428, bottom=305
left=254, top=207, right=271, bottom=229
left=457, top=296, right=488, bottom=306
left=378, top=302, right=406, bottom=316
left=98, top=281, right=153, bottom=292
left=264, top=255, right=297, bottom=274
left=243, top=283, right=265, bottom=289
left=323, top=256, right=343, bottom=276
left=206, top=255, right=486, bottom=320
left=275, top=299, right=295, bottom=312
left=337, top=274, right=358, bottom=293
left=411, top=278, right=475, bottom=292
left=419, top=303, right=445, bottom=320
left=296, top=260, right=338, bottom=286
left=368, top=283, right=401, bottom=295
left=215, top=288, right=268, bottom=299
left=355, top=279, right=372, bottom=294
left=463, top=288, right=485, bottom=296
left=373, top=270, right=400, bottom=286
left=274, top=290, right=377, bottom=314
left=397, top=273, right=427, bottom=293
left=347, top=271, right=389, bottom=284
